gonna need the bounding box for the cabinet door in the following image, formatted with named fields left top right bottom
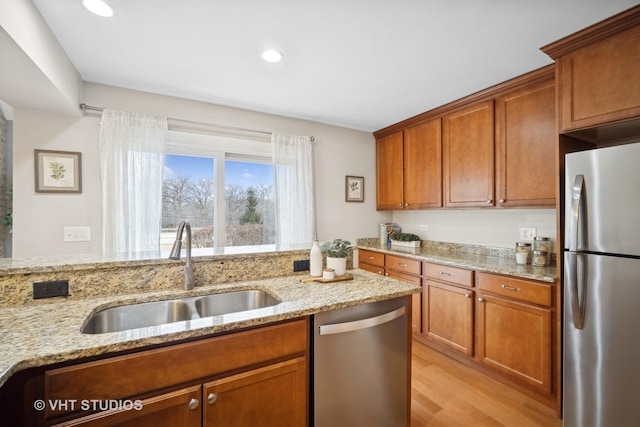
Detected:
left=476, top=293, right=552, bottom=393
left=495, top=79, right=556, bottom=207
left=52, top=386, right=201, bottom=427
left=423, top=280, right=474, bottom=355
left=443, top=101, right=495, bottom=207
left=403, top=118, right=442, bottom=208
left=559, top=24, right=640, bottom=131
left=203, top=357, right=307, bottom=427
left=386, top=269, right=422, bottom=334
left=376, top=131, right=404, bottom=210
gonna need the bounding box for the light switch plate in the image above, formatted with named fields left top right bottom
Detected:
left=520, top=227, right=537, bottom=240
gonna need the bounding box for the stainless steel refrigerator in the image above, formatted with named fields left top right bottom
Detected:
left=564, top=142, right=640, bottom=426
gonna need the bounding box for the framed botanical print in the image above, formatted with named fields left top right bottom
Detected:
left=34, top=150, right=82, bottom=193
left=345, top=175, right=364, bottom=202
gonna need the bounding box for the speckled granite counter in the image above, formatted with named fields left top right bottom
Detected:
left=357, top=240, right=557, bottom=283
left=0, top=269, right=419, bottom=388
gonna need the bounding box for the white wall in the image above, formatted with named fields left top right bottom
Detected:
left=12, top=83, right=391, bottom=257
left=393, top=209, right=556, bottom=248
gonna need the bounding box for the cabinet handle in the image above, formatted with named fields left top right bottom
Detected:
left=439, top=271, right=451, bottom=276
left=398, top=263, right=408, bottom=267
left=367, top=256, right=374, bottom=260
left=188, top=398, right=199, bottom=410
left=207, top=393, right=218, bottom=405
left=478, top=297, right=484, bottom=302
left=501, top=284, right=521, bottom=292
left=499, top=199, right=505, bottom=203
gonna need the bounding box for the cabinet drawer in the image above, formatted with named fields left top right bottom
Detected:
left=44, top=319, right=309, bottom=418
left=387, top=270, right=421, bottom=286
left=360, top=262, right=384, bottom=275
left=358, top=249, right=385, bottom=267
left=424, top=262, right=473, bottom=287
left=477, top=273, right=551, bottom=306
left=386, top=254, right=421, bottom=275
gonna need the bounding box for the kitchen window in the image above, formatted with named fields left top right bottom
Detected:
left=163, top=131, right=275, bottom=254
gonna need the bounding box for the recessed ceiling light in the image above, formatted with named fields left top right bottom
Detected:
left=262, top=50, right=283, bottom=63
left=82, top=0, right=114, bottom=17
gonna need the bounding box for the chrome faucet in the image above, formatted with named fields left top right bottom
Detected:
left=169, top=220, right=194, bottom=290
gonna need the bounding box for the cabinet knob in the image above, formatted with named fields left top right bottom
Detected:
left=188, top=398, right=200, bottom=410
left=477, top=297, right=484, bottom=302
left=405, top=203, right=409, bottom=207
left=486, top=199, right=492, bottom=204
left=207, top=393, right=218, bottom=405
left=378, top=270, right=383, bottom=275
left=499, top=199, right=505, bottom=203
left=398, top=203, right=403, bottom=207
left=465, top=294, right=470, bottom=299
left=385, top=272, right=389, bottom=276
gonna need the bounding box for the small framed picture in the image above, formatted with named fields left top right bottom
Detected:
left=34, top=150, right=82, bottom=193
left=345, top=175, right=364, bottom=202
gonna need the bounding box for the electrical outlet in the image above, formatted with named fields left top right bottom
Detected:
left=293, top=259, right=310, bottom=272
left=33, top=280, right=69, bottom=299
left=64, top=226, right=91, bottom=242
left=419, top=224, right=429, bottom=231
left=520, top=227, right=537, bottom=240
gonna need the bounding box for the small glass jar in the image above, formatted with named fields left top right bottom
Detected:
left=533, top=237, right=552, bottom=253
left=515, top=242, right=532, bottom=264
left=532, top=250, right=549, bottom=267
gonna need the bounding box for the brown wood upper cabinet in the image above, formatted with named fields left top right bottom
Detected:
left=375, top=66, right=556, bottom=210
left=542, top=7, right=640, bottom=133
left=495, top=78, right=556, bottom=207
left=443, top=101, right=495, bottom=207
left=376, top=118, right=442, bottom=210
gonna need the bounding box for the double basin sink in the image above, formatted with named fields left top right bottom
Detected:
left=81, top=289, right=281, bottom=334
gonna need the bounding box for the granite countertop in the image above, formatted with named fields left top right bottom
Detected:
left=0, top=270, right=419, bottom=389
left=357, top=241, right=557, bottom=283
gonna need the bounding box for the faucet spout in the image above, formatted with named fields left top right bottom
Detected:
left=169, top=220, right=194, bottom=290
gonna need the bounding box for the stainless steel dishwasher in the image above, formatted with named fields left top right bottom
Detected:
left=312, top=296, right=410, bottom=427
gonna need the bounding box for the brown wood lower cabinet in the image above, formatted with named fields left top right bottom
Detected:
left=203, top=357, right=307, bottom=427
left=423, top=280, right=474, bottom=356
left=414, top=264, right=557, bottom=410
left=27, top=319, right=309, bottom=427
left=475, top=293, right=552, bottom=393
left=52, top=386, right=202, bottom=427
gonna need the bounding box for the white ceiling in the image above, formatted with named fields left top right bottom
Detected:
left=31, top=0, right=640, bottom=132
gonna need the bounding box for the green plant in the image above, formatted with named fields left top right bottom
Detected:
left=320, top=238, right=354, bottom=258
left=391, top=232, right=420, bottom=242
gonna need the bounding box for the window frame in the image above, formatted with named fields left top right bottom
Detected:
left=165, top=131, right=273, bottom=250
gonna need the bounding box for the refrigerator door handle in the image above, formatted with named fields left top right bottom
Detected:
left=569, top=174, right=586, bottom=252
left=566, top=252, right=587, bottom=330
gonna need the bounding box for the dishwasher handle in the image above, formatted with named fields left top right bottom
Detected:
left=318, top=306, right=406, bottom=336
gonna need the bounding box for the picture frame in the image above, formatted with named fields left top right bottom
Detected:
left=345, top=175, right=364, bottom=202
left=34, top=149, right=82, bottom=193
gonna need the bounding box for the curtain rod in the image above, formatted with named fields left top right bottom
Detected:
left=79, top=103, right=315, bottom=142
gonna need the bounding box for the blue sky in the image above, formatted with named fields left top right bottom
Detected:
left=164, top=154, right=273, bottom=187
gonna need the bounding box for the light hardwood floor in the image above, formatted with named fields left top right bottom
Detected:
left=411, top=340, right=563, bottom=427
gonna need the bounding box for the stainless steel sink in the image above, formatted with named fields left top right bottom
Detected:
left=81, top=300, right=192, bottom=334
left=81, top=289, right=280, bottom=334
left=194, top=290, right=280, bottom=317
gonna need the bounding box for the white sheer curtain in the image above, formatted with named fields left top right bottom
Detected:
left=272, top=133, right=315, bottom=247
left=100, top=109, right=168, bottom=255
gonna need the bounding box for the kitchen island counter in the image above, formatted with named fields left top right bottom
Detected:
left=0, top=269, right=419, bottom=389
